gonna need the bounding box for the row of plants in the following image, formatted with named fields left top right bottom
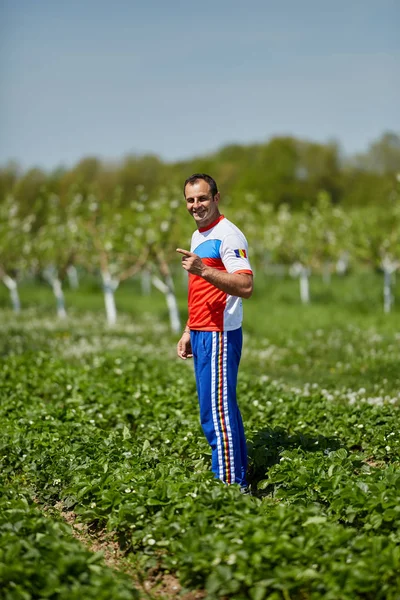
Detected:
left=1, top=313, right=399, bottom=599
left=0, top=482, right=139, bottom=600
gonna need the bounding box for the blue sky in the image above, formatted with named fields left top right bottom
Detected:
left=0, top=0, right=399, bottom=170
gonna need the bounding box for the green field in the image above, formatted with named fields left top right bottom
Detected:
left=1, top=273, right=399, bottom=599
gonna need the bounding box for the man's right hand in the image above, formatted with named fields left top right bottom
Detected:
left=177, top=331, right=193, bottom=360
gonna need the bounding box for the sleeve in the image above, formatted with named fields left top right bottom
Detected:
left=190, top=232, right=196, bottom=253
left=220, top=233, right=253, bottom=274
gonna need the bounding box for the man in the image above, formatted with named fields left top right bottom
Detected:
left=176, top=173, right=253, bottom=489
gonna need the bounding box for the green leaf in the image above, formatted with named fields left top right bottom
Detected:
left=122, top=425, right=131, bottom=440
left=335, top=448, right=348, bottom=460
left=370, top=514, right=383, bottom=529
left=302, top=516, right=327, bottom=526
left=257, top=479, right=270, bottom=490
left=249, top=585, right=267, bottom=600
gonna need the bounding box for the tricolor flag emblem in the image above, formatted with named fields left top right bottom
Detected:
left=234, top=249, right=247, bottom=258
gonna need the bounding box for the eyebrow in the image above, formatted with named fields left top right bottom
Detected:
left=186, top=194, right=210, bottom=201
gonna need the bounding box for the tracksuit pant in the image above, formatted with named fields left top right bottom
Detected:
left=190, top=328, right=247, bottom=487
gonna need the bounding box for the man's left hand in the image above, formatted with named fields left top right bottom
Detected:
left=176, top=248, right=205, bottom=276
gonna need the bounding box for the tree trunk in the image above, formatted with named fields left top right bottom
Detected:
left=152, top=275, right=181, bottom=333
left=165, top=273, right=181, bottom=333
left=2, top=274, right=21, bottom=313
left=101, top=271, right=118, bottom=325
left=153, top=252, right=181, bottom=333
left=141, top=270, right=151, bottom=295
left=383, top=267, right=393, bottom=314
left=182, top=268, right=189, bottom=287
left=336, top=252, right=349, bottom=275
left=381, top=257, right=398, bottom=314
left=300, top=267, right=310, bottom=304
left=51, top=278, right=67, bottom=319
left=67, top=265, right=79, bottom=289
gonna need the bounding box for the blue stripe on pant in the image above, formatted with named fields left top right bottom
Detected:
left=191, top=328, right=247, bottom=487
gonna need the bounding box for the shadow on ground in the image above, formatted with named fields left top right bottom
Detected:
left=247, top=426, right=342, bottom=495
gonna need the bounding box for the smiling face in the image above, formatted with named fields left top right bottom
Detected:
left=184, top=179, right=220, bottom=230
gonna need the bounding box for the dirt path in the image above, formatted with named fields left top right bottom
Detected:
left=50, top=501, right=206, bottom=600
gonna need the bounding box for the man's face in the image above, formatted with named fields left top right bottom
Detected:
left=184, top=179, right=220, bottom=229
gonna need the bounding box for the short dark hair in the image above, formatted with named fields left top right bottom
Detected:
left=183, top=173, right=218, bottom=198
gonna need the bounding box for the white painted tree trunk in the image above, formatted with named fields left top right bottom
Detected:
left=67, top=265, right=79, bottom=289
left=141, top=270, right=151, bottom=295
left=51, top=278, right=67, bottom=319
left=383, top=268, right=392, bottom=313
left=101, top=271, right=118, bottom=325
left=164, top=274, right=181, bottom=333
left=182, top=268, right=189, bottom=287
left=381, top=257, right=398, bottom=314
left=336, top=252, right=349, bottom=275
left=152, top=275, right=181, bottom=333
left=300, top=268, right=310, bottom=304
left=2, top=275, right=21, bottom=313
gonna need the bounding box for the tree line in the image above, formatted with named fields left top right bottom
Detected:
left=1, top=132, right=400, bottom=218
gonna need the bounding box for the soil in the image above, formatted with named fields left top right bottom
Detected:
left=49, top=501, right=206, bottom=600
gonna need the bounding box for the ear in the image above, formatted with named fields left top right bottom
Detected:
left=214, top=192, right=220, bottom=204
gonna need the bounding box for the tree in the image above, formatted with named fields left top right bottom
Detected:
left=33, top=192, right=81, bottom=318
left=350, top=185, right=400, bottom=313
left=263, top=193, right=352, bottom=303
left=0, top=195, right=36, bottom=312
left=352, top=132, right=400, bottom=175
left=69, top=186, right=148, bottom=325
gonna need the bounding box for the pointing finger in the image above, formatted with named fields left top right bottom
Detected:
left=176, top=248, right=192, bottom=257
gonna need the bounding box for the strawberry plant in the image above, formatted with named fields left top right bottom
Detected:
left=1, top=301, right=399, bottom=599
